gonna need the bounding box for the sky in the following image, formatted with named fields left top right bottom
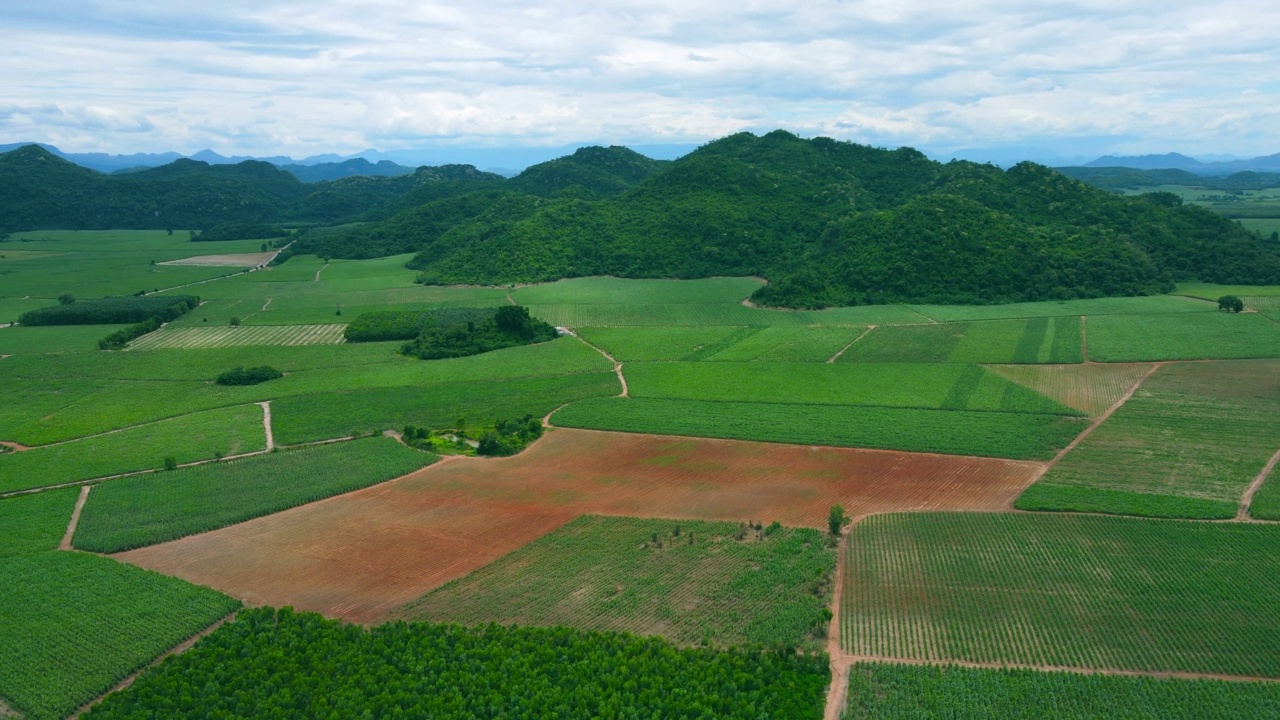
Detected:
left=1, top=1, right=1277, bottom=161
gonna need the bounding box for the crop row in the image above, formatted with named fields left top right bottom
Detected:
left=841, top=513, right=1280, bottom=677
left=842, top=316, right=1082, bottom=364
left=395, top=515, right=836, bottom=651
left=127, top=323, right=348, bottom=349
left=74, top=436, right=438, bottom=553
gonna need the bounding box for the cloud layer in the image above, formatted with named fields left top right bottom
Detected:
left=2, top=1, right=1277, bottom=158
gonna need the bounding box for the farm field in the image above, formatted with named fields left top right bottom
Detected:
left=985, top=362, right=1154, bottom=415
left=623, top=362, right=1080, bottom=415
left=843, top=663, right=1280, bottom=719
left=0, top=324, right=132, bottom=355
left=0, top=489, right=238, bottom=720
left=1086, top=312, right=1280, bottom=361
left=126, top=323, right=347, bottom=349
left=119, top=428, right=1040, bottom=622
left=0, top=403, right=266, bottom=494
left=554, top=397, right=1088, bottom=459
left=840, top=316, right=1082, bottom=364
left=158, top=251, right=276, bottom=267
left=75, top=436, right=438, bottom=553
left=840, top=513, right=1280, bottom=677
left=575, top=325, right=868, bottom=362
left=1017, top=360, right=1280, bottom=518
left=394, top=515, right=836, bottom=650
left=908, top=294, right=1216, bottom=321
left=83, top=607, right=830, bottom=720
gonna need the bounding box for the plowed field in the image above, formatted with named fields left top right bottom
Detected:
left=158, top=252, right=275, bottom=267
left=119, top=429, right=1041, bottom=622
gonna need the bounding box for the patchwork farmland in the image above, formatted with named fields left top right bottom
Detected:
left=3, top=226, right=1280, bottom=719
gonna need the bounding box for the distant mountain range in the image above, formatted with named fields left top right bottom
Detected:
left=1080, top=152, right=1280, bottom=175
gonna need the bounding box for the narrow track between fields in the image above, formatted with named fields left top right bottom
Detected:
left=60, top=485, right=92, bottom=550
left=1239, top=447, right=1280, bottom=520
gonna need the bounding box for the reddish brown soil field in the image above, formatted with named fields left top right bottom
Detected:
left=119, top=429, right=1042, bottom=622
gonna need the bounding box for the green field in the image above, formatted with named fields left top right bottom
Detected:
left=908, top=294, right=1216, bottom=321
left=575, top=325, right=868, bottom=362
left=841, top=316, right=1082, bottom=363
left=1251, top=466, right=1280, bottom=520
left=0, top=404, right=266, bottom=495
left=985, top=363, right=1154, bottom=415
left=1086, top=312, right=1280, bottom=361
left=84, top=607, right=829, bottom=720
left=127, top=323, right=347, bottom=349
left=0, top=490, right=237, bottom=720
left=0, top=324, right=133, bottom=355
left=841, top=513, right=1280, bottom=677
left=843, top=663, right=1280, bottom=719
left=74, top=436, right=437, bottom=553
left=554, top=397, right=1087, bottom=459
left=394, top=515, right=836, bottom=650
left=624, top=362, right=1081, bottom=415
left=1017, top=360, right=1280, bottom=518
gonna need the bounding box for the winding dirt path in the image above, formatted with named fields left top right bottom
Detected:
left=60, top=485, right=92, bottom=550
left=570, top=333, right=628, bottom=397
left=258, top=401, right=274, bottom=451
left=822, top=531, right=851, bottom=720
left=313, top=262, right=329, bottom=283
left=542, top=403, right=570, bottom=428
left=69, top=612, right=238, bottom=719
left=0, top=441, right=29, bottom=452
left=1238, top=447, right=1280, bottom=520
left=0, top=697, right=20, bottom=719
left=826, top=325, right=875, bottom=363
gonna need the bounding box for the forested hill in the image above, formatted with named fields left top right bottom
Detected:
left=392, top=131, right=1280, bottom=307
left=0, top=145, right=498, bottom=232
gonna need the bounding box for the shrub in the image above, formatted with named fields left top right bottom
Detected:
left=216, top=366, right=283, bottom=386
left=22, top=295, right=198, bottom=326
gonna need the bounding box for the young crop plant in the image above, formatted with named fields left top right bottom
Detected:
left=393, top=515, right=838, bottom=651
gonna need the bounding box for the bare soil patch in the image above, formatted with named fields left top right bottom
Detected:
left=159, top=252, right=275, bottom=268
left=119, top=429, right=1039, bottom=623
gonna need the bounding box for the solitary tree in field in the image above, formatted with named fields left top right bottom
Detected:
left=57, top=292, right=75, bottom=305
left=828, top=505, right=851, bottom=536
left=1218, top=295, right=1245, bottom=313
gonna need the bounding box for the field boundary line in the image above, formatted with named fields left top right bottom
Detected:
left=902, top=307, right=939, bottom=324
left=313, top=261, right=329, bottom=283
left=830, top=653, right=1280, bottom=685
left=1239, top=446, right=1280, bottom=520
left=542, top=403, right=570, bottom=428
left=823, top=527, right=853, bottom=720
left=60, top=485, right=92, bottom=550
left=1080, top=314, right=1089, bottom=362
left=19, top=403, right=266, bottom=450
left=259, top=401, right=274, bottom=450
left=826, top=325, right=875, bottom=363
left=69, top=611, right=239, bottom=719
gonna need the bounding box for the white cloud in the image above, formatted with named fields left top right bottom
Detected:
left=0, top=1, right=1277, bottom=158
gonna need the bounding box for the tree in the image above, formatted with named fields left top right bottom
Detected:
left=1218, top=295, right=1245, bottom=313
left=828, top=505, right=850, bottom=536
left=229, top=316, right=242, bottom=326
left=57, top=292, right=75, bottom=305
left=163, top=456, right=178, bottom=471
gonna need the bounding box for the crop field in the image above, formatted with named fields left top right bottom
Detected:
left=0, top=404, right=266, bottom=494
left=843, top=663, right=1280, bottom=719
left=0, top=489, right=237, bottom=720
left=555, top=397, right=1088, bottom=459
left=1017, top=360, right=1280, bottom=518
left=1251, top=465, right=1280, bottom=520
left=986, top=362, right=1155, bottom=415
left=120, top=428, right=1040, bottom=622
left=909, top=294, right=1216, bottom=322
left=575, top=325, right=868, bottom=362
left=1086, top=312, right=1280, bottom=361
left=394, top=515, right=836, bottom=650
left=75, top=436, right=437, bottom=553
left=840, top=513, right=1280, bottom=677
left=126, top=323, right=347, bottom=349
left=624, top=362, right=1081, bottom=415
left=0, top=324, right=131, bottom=355
left=158, top=251, right=276, bottom=267
left=1176, top=282, right=1280, bottom=301
left=83, top=608, right=830, bottom=720
left=840, top=316, right=1082, bottom=363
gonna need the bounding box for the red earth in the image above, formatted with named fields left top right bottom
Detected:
left=119, top=428, right=1042, bottom=623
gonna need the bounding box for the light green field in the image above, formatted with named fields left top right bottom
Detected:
left=127, top=324, right=347, bottom=349
left=844, top=663, right=1280, bottom=720
left=1017, top=360, right=1280, bottom=519
left=1238, top=218, right=1280, bottom=236
left=842, top=513, right=1280, bottom=677
left=1086, top=312, right=1280, bottom=361
left=841, top=316, right=1082, bottom=364
left=0, top=324, right=131, bottom=355
left=575, top=325, right=867, bottom=362
left=0, top=404, right=266, bottom=494
left=74, top=436, right=438, bottom=553
left=909, top=294, right=1216, bottom=322
left=1175, top=282, right=1280, bottom=300
left=624, top=362, right=1080, bottom=415
left=554, top=397, right=1087, bottom=460
left=393, top=515, right=836, bottom=651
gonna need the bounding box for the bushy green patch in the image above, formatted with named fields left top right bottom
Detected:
left=476, top=414, right=544, bottom=456
left=402, top=305, right=559, bottom=359
left=395, top=515, right=836, bottom=650
left=844, top=662, right=1280, bottom=720
left=20, top=294, right=198, bottom=326
left=84, top=607, right=829, bottom=720
left=342, top=309, right=422, bottom=342
left=214, top=365, right=282, bottom=385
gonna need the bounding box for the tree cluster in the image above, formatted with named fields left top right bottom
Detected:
left=215, top=366, right=283, bottom=386
left=476, top=414, right=544, bottom=456
left=20, top=295, right=199, bottom=326
left=400, top=305, right=559, bottom=360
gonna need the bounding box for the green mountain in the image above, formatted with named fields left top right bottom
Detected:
left=505, top=146, right=669, bottom=198
left=396, top=131, right=1279, bottom=306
